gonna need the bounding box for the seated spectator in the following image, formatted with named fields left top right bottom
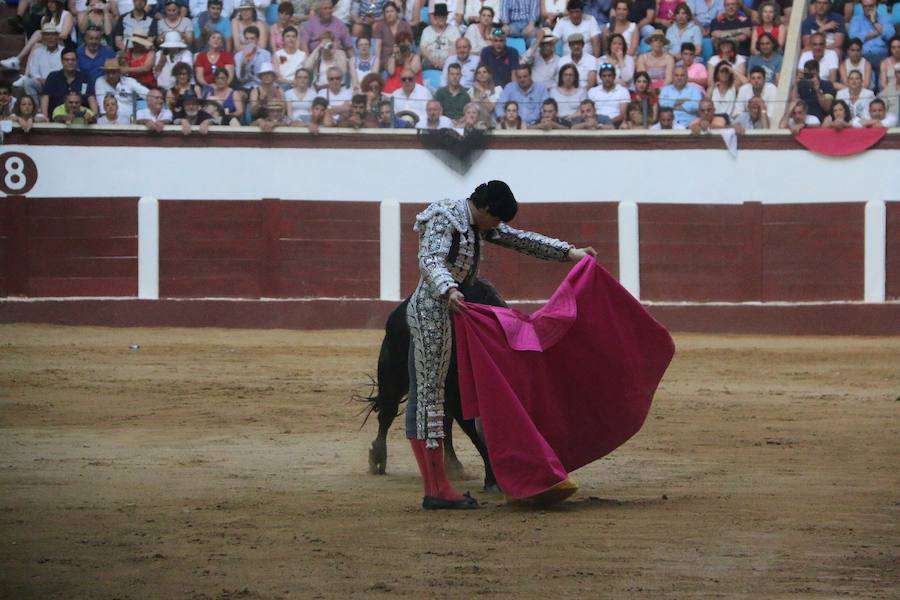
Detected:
left=679, top=42, right=707, bottom=92
left=456, top=101, right=490, bottom=131
left=285, top=67, right=317, bottom=121
left=233, top=0, right=270, bottom=53
left=879, top=35, right=900, bottom=90
left=359, top=72, right=386, bottom=115
left=165, top=62, right=202, bottom=109
left=651, top=104, right=686, bottom=129
left=709, top=0, right=750, bottom=56
left=708, top=61, right=738, bottom=117
left=420, top=3, right=460, bottom=70
left=349, top=37, right=378, bottom=92
left=836, top=69, right=874, bottom=120
left=417, top=98, right=455, bottom=129
left=798, top=32, right=839, bottom=84
left=373, top=2, right=414, bottom=67
left=747, top=32, right=782, bottom=84
left=550, top=64, right=586, bottom=119
left=792, top=59, right=836, bottom=122
left=734, top=65, right=775, bottom=118
left=315, top=65, right=353, bottom=117
left=137, top=86, right=174, bottom=130
left=464, top=5, right=496, bottom=55
left=253, top=98, right=297, bottom=130
left=332, top=91, right=375, bottom=127
left=779, top=98, right=821, bottom=133
left=801, top=0, right=842, bottom=56
left=203, top=68, right=245, bottom=124
left=122, top=28, right=157, bottom=88
left=173, top=89, right=215, bottom=133
left=155, top=31, right=193, bottom=89
left=250, top=62, right=286, bottom=118
left=559, top=33, right=597, bottom=90
left=304, top=30, right=350, bottom=89
left=391, top=67, right=432, bottom=123
left=377, top=98, right=411, bottom=128
left=113, top=0, right=158, bottom=52
left=839, top=38, right=871, bottom=91
left=156, top=0, right=193, bottom=48
left=195, top=31, right=236, bottom=87
left=523, top=29, right=559, bottom=90
left=732, top=95, right=768, bottom=129
left=627, top=0, right=656, bottom=42
left=751, top=2, right=785, bottom=54
left=52, top=89, right=95, bottom=124
left=442, top=38, right=479, bottom=89
left=383, top=31, right=421, bottom=93
left=665, top=2, right=701, bottom=56
left=0, top=82, right=15, bottom=119
left=300, top=0, right=352, bottom=54
left=655, top=0, right=679, bottom=29
left=95, top=58, right=149, bottom=119
left=693, top=0, right=724, bottom=37
left=541, top=0, right=566, bottom=29
left=467, top=0, right=501, bottom=28
left=620, top=99, right=651, bottom=128
left=497, top=99, right=525, bottom=129
left=569, top=98, right=614, bottom=129
left=598, top=32, right=635, bottom=88
left=552, top=0, right=602, bottom=57
left=499, top=0, right=540, bottom=46
left=468, top=64, right=502, bottom=117
left=530, top=97, right=570, bottom=130
left=706, top=37, right=746, bottom=87
left=193, top=0, right=232, bottom=53
left=294, top=96, right=331, bottom=132
left=848, top=0, right=895, bottom=73
left=603, top=0, right=638, bottom=56
left=659, top=64, right=701, bottom=126
left=14, top=24, right=63, bottom=99
left=878, top=63, right=899, bottom=117
left=76, top=27, right=117, bottom=84
left=10, top=94, right=48, bottom=132
left=689, top=97, right=728, bottom=133
left=235, top=26, right=274, bottom=89
left=636, top=29, right=674, bottom=89
left=41, top=47, right=99, bottom=118
left=416, top=0, right=464, bottom=31
left=853, top=97, right=898, bottom=128
left=822, top=98, right=852, bottom=129
left=479, top=28, right=520, bottom=88
left=78, top=2, right=114, bottom=43
left=495, top=64, right=548, bottom=125
left=349, top=0, right=386, bottom=39
left=434, top=63, right=471, bottom=120
left=588, top=62, right=629, bottom=125
left=630, top=70, right=659, bottom=122
left=96, top=94, right=131, bottom=124
left=271, top=2, right=295, bottom=52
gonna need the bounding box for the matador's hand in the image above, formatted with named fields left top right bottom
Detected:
left=446, top=288, right=466, bottom=313
left=567, top=246, right=598, bottom=262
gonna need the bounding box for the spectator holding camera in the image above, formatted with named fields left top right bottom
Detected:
left=304, top=31, right=349, bottom=89
left=384, top=31, right=422, bottom=93
left=300, top=0, right=353, bottom=54
left=791, top=58, right=835, bottom=122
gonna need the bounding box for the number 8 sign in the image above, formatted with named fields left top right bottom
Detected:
left=0, top=152, right=38, bottom=195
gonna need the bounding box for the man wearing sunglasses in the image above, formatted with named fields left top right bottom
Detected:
left=391, top=67, right=432, bottom=124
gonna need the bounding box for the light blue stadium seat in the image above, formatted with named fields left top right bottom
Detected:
left=556, top=39, right=565, bottom=56
left=892, top=3, right=900, bottom=25
left=421, top=69, right=442, bottom=92
left=266, top=3, right=279, bottom=25
left=506, top=37, right=527, bottom=54
left=420, top=6, right=429, bottom=22
left=701, top=37, right=714, bottom=63
left=638, top=40, right=651, bottom=54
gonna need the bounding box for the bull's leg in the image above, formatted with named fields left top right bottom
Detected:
left=456, top=415, right=500, bottom=494
left=442, top=416, right=473, bottom=480
left=369, top=406, right=395, bottom=475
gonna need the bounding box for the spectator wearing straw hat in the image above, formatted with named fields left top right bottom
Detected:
left=709, top=0, right=750, bottom=56
left=559, top=33, right=597, bottom=90
left=41, top=46, right=99, bottom=117
left=94, top=58, right=149, bottom=118
left=113, top=0, right=158, bottom=51
left=249, top=61, right=286, bottom=117
left=552, top=0, right=602, bottom=57
left=636, top=28, right=674, bottom=89
left=15, top=23, right=63, bottom=97
left=122, top=28, right=158, bottom=87
left=524, top=28, right=560, bottom=90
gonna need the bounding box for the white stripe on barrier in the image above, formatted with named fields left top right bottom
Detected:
left=864, top=200, right=886, bottom=303
left=618, top=201, right=640, bottom=300
left=138, top=196, right=159, bottom=300
left=380, top=199, right=401, bottom=301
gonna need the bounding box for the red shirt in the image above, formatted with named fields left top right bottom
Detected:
left=194, top=50, right=235, bottom=85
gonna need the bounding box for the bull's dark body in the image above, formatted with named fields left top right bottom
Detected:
left=365, top=278, right=506, bottom=491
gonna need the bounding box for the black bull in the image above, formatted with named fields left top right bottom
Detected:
left=359, top=278, right=506, bottom=492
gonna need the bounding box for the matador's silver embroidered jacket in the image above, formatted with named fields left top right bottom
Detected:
left=408, top=197, right=574, bottom=445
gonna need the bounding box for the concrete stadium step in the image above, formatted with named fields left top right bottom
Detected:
left=0, top=32, right=25, bottom=57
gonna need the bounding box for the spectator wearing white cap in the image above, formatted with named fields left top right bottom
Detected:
left=559, top=33, right=597, bottom=90
left=157, top=0, right=194, bottom=46
left=524, top=28, right=561, bottom=90
left=552, top=0, right=601, bottom=57
left=154, top=30, right=193, bottom=89
left=249, top=61, right=286, bottom=117
left=0, top=0, right=74, bottom=73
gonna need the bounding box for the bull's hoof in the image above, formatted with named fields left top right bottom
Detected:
left=482, top=482, right=502, bottom=495
left=444, top=458, right=474, bottom=481
left=369, top=442, right=386, bottom=475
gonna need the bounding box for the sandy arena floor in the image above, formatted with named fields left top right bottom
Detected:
left=0, top=324, right=898, bottom=599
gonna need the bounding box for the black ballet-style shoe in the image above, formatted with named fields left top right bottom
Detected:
left=422, top=492, right=479, bottom=510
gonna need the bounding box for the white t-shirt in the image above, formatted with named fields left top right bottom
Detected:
left=275, top=48, right=307, bottom=82
left=464, top=0, right=501, bottom=23
left=553, top=16, right=602, bottom=55
left=707, top=54, right=746, bottom=74
left=797, top=49, right=839, bottom=80
left=733, top=82, right=777, bottom=117
left=285, top=86, right=316, bottom=121
left=419, top=25, right=461, bottom=67
left=549, top=86, right=586, bottom=118
left=559, top=53, right=597, bottom=90
left=852, top=113, right=898, bottom=128
left=95, top=75, right=150, bottom=119
left=97, top=113, right=133, bottom=124
left=788, top=114, right=821, bottom=127
left=317, top=85, right=353, bottom=107
left=417, top=115, right=455, bottom=129
left=836, top=88, right=875, bottom=120
left=650, top=121, right=687, bottom=129
left=392, top=84, right=433, bottom=124
left=587, top=84, right=629, bottom=120
left=136, top=106, right=173, bottom=122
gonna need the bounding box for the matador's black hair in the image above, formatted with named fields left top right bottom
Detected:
left=470, top=180, right=517, bottom=223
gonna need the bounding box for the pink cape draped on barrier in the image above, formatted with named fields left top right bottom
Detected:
left=453, top=257, right=676, bottom=499
left=794, top=127, right=886, bottom=157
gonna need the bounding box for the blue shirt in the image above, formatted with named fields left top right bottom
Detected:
left=801, top=14, right=846, bottom=38
left=76, top=45, right=116, bottom=84
left=193, top=13, right=233, bottom=52
left=848, top=14, right=896, bottom=58
left=478, top=46, right=520, bottom=88
left=747, top=52, right=783, bottom=84
left=659, top=83, right=702, bottom=126
left=690, top=0, right=724, bottom=28
left=500, top=0, right=540, bottom=25
left=583, top=0, right=613, bottom=27
left=43, top=69, right=96, bottom=114
left=495, top=80, right=548, bottom=124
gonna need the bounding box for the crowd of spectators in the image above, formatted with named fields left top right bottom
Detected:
left=0, top=0, right=897, bottom=133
